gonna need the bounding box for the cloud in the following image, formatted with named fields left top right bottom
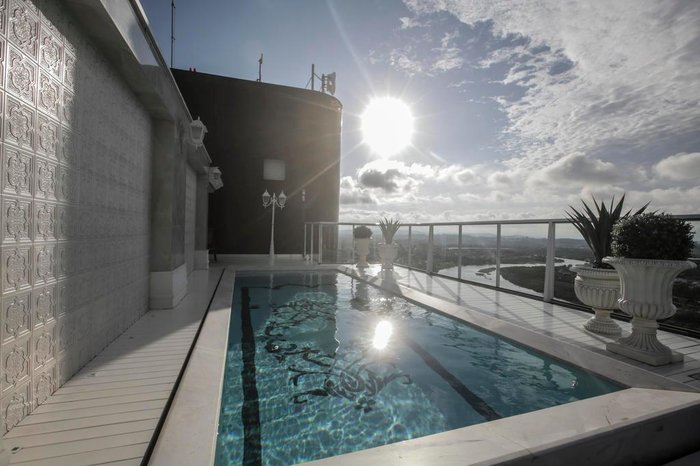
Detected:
left=339, top=176, right=378, bottom=205
left=358, top=167, right=402, bottom=192
left=404, top=0, right=700, bottom=171
left=653, top=152, right=700, bottom=182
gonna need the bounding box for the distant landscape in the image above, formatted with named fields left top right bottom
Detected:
left=324, top=231, right=700, bottom=332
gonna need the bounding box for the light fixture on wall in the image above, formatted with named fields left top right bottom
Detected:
left=262, top=190, right=287, bottom=261
left=190, top=116, right=208, bottom=147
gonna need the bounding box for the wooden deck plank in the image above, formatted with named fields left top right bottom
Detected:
left=55, top=376, right=178, bottom=394
left=64, top=366, right=180, bottom=390
left=30, top=391, right=172, bottom=414
left=5, top=409, right=164, bottom=437
left=19, top=400, right=167, bottom=426
left=12, top=431, right=152, bottom=463
left=11, top=443, right=149, bottom=466
left=44, top=383, right=175, bottom=404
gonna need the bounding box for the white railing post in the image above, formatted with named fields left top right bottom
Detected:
left=458, top=225, right=463, bottom=280
left=310, top=224, right=314, bottom=263
left=543, top=222, right=556, bottom=302
left=303, top=223, right=307, bottom=260
left=408, top=226, right=412, bottom=268
left=427, top=225, right=434, bottom=273
left=496, top=224, right=502, bottom=288
left=318, top=224, right=323, bottom=264
left=351, top=224, right=355, bottom=264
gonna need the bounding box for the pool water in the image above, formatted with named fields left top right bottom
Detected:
left=215, top=272, right=622, bottom=465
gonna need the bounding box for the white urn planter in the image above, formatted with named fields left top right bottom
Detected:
left=603, top=256, right=696, bottom=366
left=377, top=243, right=398, bottom=270
left=572, top=265, right=621, bottom=336
left=355, top=238, right=371, bottom=267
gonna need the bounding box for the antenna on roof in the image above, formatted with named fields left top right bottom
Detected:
left=257, top=53, right=263, bottom=82
left=310, top=64, right=336, bottom=95
left=170, top=1, right=175, bottom=68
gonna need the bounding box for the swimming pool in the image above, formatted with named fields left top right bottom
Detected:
left=215, top=271, right=622, bottom=465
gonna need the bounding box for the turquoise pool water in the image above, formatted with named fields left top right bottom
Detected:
left=215, top=271, right=622, bottom=465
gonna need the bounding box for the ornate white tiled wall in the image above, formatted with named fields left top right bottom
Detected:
left=0, top=0, right=152, bottom=432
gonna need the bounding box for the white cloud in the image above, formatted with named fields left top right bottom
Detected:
left=404, top=0, right=700, bottom=171
left=653, top=152, right=700, bottom=182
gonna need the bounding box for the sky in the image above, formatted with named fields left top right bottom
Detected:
left=139, top=0, right=700, bottom=223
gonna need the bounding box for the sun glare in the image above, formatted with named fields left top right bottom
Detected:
left=361, top=97, right=414, bottom=157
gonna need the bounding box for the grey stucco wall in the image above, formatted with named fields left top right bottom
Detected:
left=0, top=0, right=151, bottom=432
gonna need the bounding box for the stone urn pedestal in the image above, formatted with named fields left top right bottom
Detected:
left=603, top=257, right=696, bottom=366
left=573, top=265, right=622, bottom=336
left=377, top=243, right=398, bottom=270
left=355, top=238, right=371, bottom=267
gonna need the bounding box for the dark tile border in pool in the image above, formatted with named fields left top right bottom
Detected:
left=151, top=265, right=700, bottom=466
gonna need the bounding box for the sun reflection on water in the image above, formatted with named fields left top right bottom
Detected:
left=372, top=320, right=394, bottom=350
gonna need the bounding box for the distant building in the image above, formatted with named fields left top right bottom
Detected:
left=173, top=70, right=342, bottom=255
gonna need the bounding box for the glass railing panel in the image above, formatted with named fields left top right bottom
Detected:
left=431, top=225, right=459, bottom=275
left=436, top=225, right=498, bottom=286
left=498, top=223, right=549, bottom=297
left=335, top=224, right=354, bottom=264
left=319, top=224, right=340, bottom=264
left=553, top=222, right=590, bottom=305
left=406, top=226, right=430, bottom=271
left=393, top=224, right=409, bottom=267
left=666, top=220, right=700, bottom=332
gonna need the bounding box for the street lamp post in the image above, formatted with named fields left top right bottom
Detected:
left=262, top=190, right=287, bottom=260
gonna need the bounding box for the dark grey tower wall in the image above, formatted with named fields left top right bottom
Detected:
left=173, top=70, right=341, bottom=254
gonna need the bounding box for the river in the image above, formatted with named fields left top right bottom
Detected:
left=437, top=258, right=586, bottom=295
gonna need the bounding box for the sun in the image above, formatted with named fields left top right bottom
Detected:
left=361, top=97, right=414, bottom=157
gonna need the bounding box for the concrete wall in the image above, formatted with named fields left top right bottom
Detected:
left=173, top=70, right=342, bottom=254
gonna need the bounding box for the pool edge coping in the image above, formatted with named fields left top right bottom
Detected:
left=149, top=268, right=236, bottom=466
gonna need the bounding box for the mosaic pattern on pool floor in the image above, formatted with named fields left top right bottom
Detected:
left=215, top=272, right=622, bottom=465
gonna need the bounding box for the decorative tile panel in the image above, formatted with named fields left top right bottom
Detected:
left=2, top=197, right=31, bottom=243
left=39, top=26, right=61, bottom=78
left=32, top=285, right=54, bottom=327
left=2, top=245, right=31, bottom=293
left=1, top=381, right=30, bottom=433
left=34, top=157, right=56, bottom=199
left=1, top=335, right=30, bottom=395
left=5, top=95, right=34, bottom=149
left=7, top=46, right=35, bottom=104
left=1, top=292, right=30, bottom=343
left=33, top=243, right=54, bottom=284
left=0, top=0, right=8, bottom=36
left=8, top=0, right=38, bottom=60
left=32, top=323, right=54, bottom=369
left=34, top=201, right=54, bottom=240
left=33, top=363, right=54, bottom=407
left=2, top=146, right=32, bottom=196
left=37, top=113, right=59, bottom=160
left=38, top=72, right=59, bottom=118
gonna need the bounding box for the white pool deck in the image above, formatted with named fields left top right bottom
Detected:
left=3, top=257, right=700, bottom=465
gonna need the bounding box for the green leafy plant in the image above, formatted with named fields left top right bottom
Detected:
left=353, top=225, right=373, bottom=239
left=611, top=213, right=695, bottom=260
left=378, top=217, right=401, bottom=244
left=566, top=195, right=648, bottom=268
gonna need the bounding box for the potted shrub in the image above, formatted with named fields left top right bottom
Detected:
left=353, top=225, right=373, bottom=267
left=566, top=195, right=648, bottom=335
left=603, top=213, right=696, bottom=365
left=377, top=217, right=401, bottom=270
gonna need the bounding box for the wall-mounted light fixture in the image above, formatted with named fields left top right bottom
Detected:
left=190, top=116, right=208, bottom=148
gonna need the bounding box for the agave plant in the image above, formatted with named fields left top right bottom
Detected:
left=565, top=195, right=648, bottom=268
left=378, top=217, right=401, bottom=244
